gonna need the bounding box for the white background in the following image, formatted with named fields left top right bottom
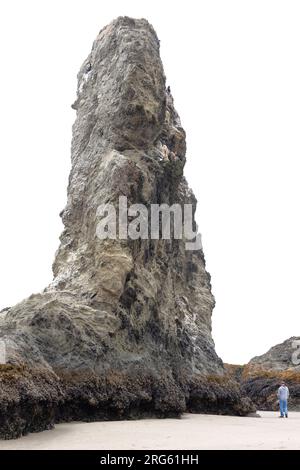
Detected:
left=0, top=0, right=299, bottom=364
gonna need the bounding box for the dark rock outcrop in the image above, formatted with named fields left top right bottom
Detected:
left=0, top=17, right=254, bottom=439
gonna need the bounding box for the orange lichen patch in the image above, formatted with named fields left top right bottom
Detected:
left=0, top=363, right=25, bottom=373
left=205, top=374, right=236, bottom=386
left=224, top=363, right=244, bottom=377
left=241, top=364, right=300, bottom=383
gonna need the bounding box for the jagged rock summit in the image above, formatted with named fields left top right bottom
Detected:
left=0, top=17, right=253, bottom=439
left=249, top=337, right=300, bottom=372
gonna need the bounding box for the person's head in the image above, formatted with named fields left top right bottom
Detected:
left=281, top=382, right=286, bottom=387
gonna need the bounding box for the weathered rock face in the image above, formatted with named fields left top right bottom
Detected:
left=226, top=337, right=300, bottom=411
left=243, top=337, right=300, bottom=410
left=249, top=337, right=300, bottom=372
left=0, top=17, right=253, bottom=439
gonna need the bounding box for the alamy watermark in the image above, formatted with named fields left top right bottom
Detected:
left=292, top=339, right=300, bottom=366
left=96, top=196, right=202, bottom=251
left=0, top=340, right=6, bottom=365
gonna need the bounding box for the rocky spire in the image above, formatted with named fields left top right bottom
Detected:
left=0, top=17, right=253, bottom=439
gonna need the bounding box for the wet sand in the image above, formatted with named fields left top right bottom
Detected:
left=0, top=412, right=299, bottom=450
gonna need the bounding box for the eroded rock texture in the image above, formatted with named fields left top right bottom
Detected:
left=0, top=17, right=253, bottom=439
left=225, top=337, right=300, bottom=411
left=242, top=337, right=300, bottom=410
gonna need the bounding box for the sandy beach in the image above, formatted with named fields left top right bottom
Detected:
left=0, top=412, right=299, bottom=450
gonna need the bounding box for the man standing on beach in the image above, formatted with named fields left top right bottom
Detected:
left=278, top=382, right=289, bottom=418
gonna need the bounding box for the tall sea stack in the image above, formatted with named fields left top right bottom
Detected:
left=0, top=17, right=253, bottom=439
